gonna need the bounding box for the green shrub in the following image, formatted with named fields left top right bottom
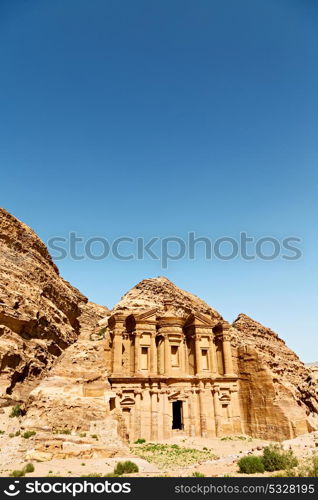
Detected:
left=9, top=405, right=22, bottom=418
left=91, top=434, right=98, bottom=440
left=134, top=438, right=146, bottom=444
left=22, top=431, right=36, bottom=439
left=104, top=473, right=120, bottom=477
left=131, top=442, right=218, bottom=469
left=9, top=433, right=15, bottom=438
left=192, top=472, right=205, bottom=477
left=80, top=473, right=102, bottom=477
left=271, top=471, right=296, bottom=477
left=24, top=463, right=35, bottom=473
left=0, top=430, right=5, bottom=435
left=297, top=455, right=318, bottom=477
left=54, top=429, right=71, bottom=435
left=79, top=433, right=86, bottom=438
left=238, top=456, right=265, bottom=474
left=114, top=461, right=139, bottom=475
left=262, top=444, right=298, bottom=472
left=15, top=431, right=20, bottom=436
left=10, top=470, right=25, bottom=477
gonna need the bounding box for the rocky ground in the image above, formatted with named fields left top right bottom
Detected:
left=1, top=405, right=317, bottom=478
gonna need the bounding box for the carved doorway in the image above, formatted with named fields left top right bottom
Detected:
left=172, top=400, right=183, bottom=429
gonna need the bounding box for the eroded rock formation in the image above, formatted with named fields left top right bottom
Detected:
left=232, top=314, right=318, bottom=439
left=0, top=208, right=87, bottom=402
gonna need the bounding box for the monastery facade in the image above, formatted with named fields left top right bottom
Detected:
left=106, top=301, right=242, bottom=441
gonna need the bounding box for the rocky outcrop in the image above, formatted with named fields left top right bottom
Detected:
left=23, top=299, right=127, bottom=454
left=0, top=208, right=87, bottom=402
left=113, top=276, right=222, bottom=321
left=232, top=314, right=318, bottom=412
left=231, top=314, right=318, bottom=438
left=306, top=362, right=318, bottom=383
left=235, top=346, right=311, bottom=440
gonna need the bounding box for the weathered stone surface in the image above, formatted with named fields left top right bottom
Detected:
left=306, top=362, right=318, bottom=383
left=24, top=428, right=127, bottom=460
left=232, top=314, right=318, bottom=413
left=113, top=276, right=222, bottom=321
left=23, top=296, right=126, bottom=455
left=231, top=314, right=318, bottom=439
left=0, top=208, right=87, bottom=402
left=235, top=346, right=310, bottom=440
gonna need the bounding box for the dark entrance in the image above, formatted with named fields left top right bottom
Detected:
left=172, top=400, right=183, bottom=429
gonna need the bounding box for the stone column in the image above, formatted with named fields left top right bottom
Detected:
left=195, top=336, right=202, bottom=375
left=122, top=334, right=130, bottom=375
left=159, top=338, right=165, bottom=374
left=184, top=339, right=189, bottom=375
left=112, top=331, right=122, bottom=374
left=222, top=332, right=234, bottom=376
left=230, top=386, right=243, bottom=433
left=150, top=389, right=158, bottom=440
left=209, top=336, right=217, bottom=374
left=134, top=333, right=141, bottom=374
left=213, top=338, right=219, bottom=374
left=180, top=339, right=185, bottom=375
left=213, top=388, right=222, bottom=436
left=164, top=335, right=171, bottom=376
left=182, top=396, right=189, bottom=434
left=198, top=385, right=207, bottom=437
left=134, top=390, right=142, bottom=439
left=150, top=334, right=157, bottom=375
left=157, top=392, right=164, bottom=440
left=189, top=391, right=196, bottom=436
left=163, top=390, right=171, bottom=439
left=104, top=334, right=112, bottom=373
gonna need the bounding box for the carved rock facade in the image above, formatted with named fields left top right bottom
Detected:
left=106, top=300, right=242, bottom=441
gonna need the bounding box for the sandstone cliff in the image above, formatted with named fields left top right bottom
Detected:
left=0, top=208, right=87, bottom=402
left=231, top=316, right=318, bottom=439
left=24, top=300, right=112, bottom=431
left=23, top=300, right=128, bottom=456
left=232, top=314, right=318, bottom=413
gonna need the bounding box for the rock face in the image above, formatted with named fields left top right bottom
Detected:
left=23, top=300, right=128, bottom=456
left=113, top=276, right=222, bottom=321
left=24, top=300, right=113, bottom=432
left=0, top=208, right=86, bottom=402
left=306, top=363, right=318, bottom=383
left=232, top=315, right=318, bottom=439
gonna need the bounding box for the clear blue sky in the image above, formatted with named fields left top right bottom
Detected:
left=1, top=0, right=317, bottom=361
